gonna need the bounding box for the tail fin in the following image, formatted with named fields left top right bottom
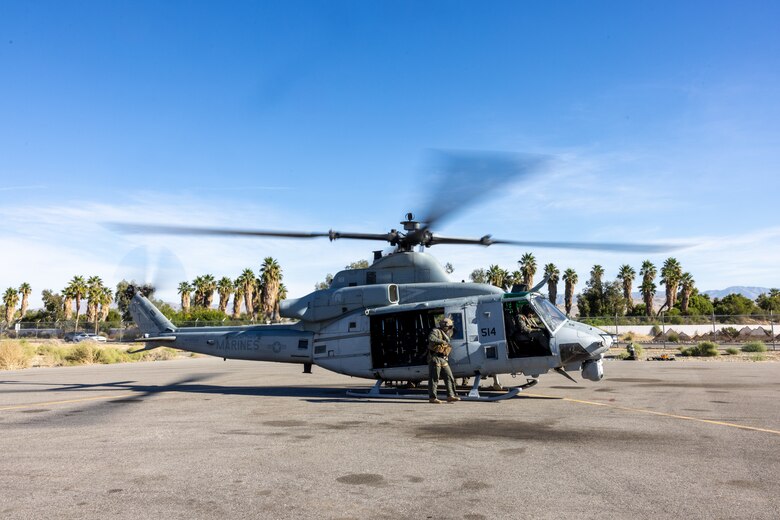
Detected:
left=129, top=293, right=177, bottom=335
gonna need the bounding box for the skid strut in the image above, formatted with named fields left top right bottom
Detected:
left=345, top=376, right=537, bottom=402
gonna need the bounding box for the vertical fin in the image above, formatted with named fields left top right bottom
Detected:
left=129, top=293, right=177, bottom=334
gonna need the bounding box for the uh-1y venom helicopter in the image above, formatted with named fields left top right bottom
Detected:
left=116, top=151, right=679, bottom=402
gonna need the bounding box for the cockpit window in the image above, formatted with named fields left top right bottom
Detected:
left=531, top=297, right=567, bottom=332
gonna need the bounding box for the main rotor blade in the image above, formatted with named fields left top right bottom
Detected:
left=487, top=238, right=683, bottom=253
left=418, top=150, right=551, bottom=230
left=107, top=223, right=394, bottom=242
left=107, top=223, right=331, bottom=239
left=430, top=235, right=682, bottom=252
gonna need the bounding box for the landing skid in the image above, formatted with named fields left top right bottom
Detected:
left=345, top=374, right=538, bottom=402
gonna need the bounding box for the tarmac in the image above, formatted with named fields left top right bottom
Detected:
left=1, top=357, right=779, bottom=519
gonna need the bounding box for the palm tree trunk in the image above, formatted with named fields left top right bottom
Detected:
left=232, top=292, right=243, bottom=319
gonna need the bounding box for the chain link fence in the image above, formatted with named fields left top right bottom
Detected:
left=577, top=313, right=779, bottom=350
left=0, top=318, right=264, bottom=342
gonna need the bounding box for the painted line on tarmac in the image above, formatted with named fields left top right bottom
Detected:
left=0, top=394, right=135, bottom=411
left=524, top=392, right=780, bottom=436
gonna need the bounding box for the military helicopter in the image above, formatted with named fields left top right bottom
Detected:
left=116, top=151, right=679, bottom=401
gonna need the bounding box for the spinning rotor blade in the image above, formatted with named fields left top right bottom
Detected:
left=114, top=245, right=187, bottom=297
left=486, top=238, right=682, bottom=253
left=429, top=235, right=680, bottom=253
left=106, top=150, right=689, bottom=254
left=108, top=223, right=395, bottom=242
left=418, top=150, right=550, bottom=230
left=108, top=223, right=331, bottom=239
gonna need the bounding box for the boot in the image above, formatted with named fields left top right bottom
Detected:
left=447, top=396, right=461, bottom=402
left=429, top=397, right=442, bottom=404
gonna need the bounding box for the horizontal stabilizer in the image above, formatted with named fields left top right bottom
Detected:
left=128, top=339, right=176, bottom=354
left=133, top=336, right=177, bottom=343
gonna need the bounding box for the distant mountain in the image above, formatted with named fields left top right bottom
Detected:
left=553, top=286, right=773, bottom=304
left=703, top=287, right=773, bottom=300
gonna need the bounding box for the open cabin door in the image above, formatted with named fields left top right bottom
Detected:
left=369, top=308, right=440, bottom=369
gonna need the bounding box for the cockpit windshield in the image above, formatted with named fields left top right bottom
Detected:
left=531, top=296, right=567, bottom=332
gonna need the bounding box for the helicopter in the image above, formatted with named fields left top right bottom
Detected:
left=117, top=151, right=679, bottom=402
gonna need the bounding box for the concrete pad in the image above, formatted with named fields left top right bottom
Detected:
left=1, top=358, right=779, bottom=519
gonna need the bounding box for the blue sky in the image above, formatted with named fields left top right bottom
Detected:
left=2, top=1, right=779, bottom=307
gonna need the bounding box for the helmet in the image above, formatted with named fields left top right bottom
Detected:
left=440, top=317, right=454, bottom=329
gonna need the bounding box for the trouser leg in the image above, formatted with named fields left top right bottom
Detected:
left=428, top=363, right=440, bottom=399
left=441, top=364, right=456, bottom=398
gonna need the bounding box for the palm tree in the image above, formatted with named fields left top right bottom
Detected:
left=616, top=265, right=636, bottom=314
left=590, top=265, right=605, bottom=287
left=99, top=286, right=113, bottom=322
left=469, top=269, right=487, bottom=284
left=3, top=287, right=19, bottom=324
left=252, top=277, right=262, bottom=319
left=191, top=275, right=211, bottom=308
left=231, top=281, right=244, bottom=319
left=217, top=277, right=234, bottom=314
left=274, top=283, right=288, bottom=322
left=178, top=282, right=193, bottom=313
left=486, top=264, right=509, bottom=290
left=260, top=257, right=282, bottom=322
left=201, top=274, right=217, bottom=308
left=519, top=253, right=537, bottom=287
left=678, top=272, right=695, bottom=314
left=544, top=263, right=560, bottom=306
left=86, top=276, right=104, bottom=327
left=509, top=270, right=523, bottom=289
left=236, top=269, right=255, bottom=317
left=659, top=257, right=682, bottom=314
left=62, top=287, right=74, bottom=320
left=562, top=268, right=578, bottom=316
left=65, top=276, right=87, bottom=330
left=18, top=282, right=31, bottom=320
left=639, top=260, right=657, bottom=317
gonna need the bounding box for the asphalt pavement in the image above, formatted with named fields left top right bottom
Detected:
left=1, top=357, right=779, bottom=519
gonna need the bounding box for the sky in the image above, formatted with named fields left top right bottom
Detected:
left=2, top=0, right=780, bottom=308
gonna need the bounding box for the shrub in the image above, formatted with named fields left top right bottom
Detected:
left=36, top=344, right=66, bottom=366
left=144, top=348, right=178, bottom=361
left=127, top=347, right=178, bottom=362
left=742, top=341, right=767, bottom=353
left=695, top=341, right=719, bottom=357
left=0, top=341, right=33, bottom=370
left=720, top=327, right=739, bottom=339
left=650, top=325, right=662, bottom=336
left=626, top=343, right=644, bottom=359
left=667, top=332, right=680, bottom=343
left=94, top=347, right=131, bottom=364
left=725, top=347, right=739, bottom=355
left=750, top=354, right=767, bottom=362
left=681, top=341, right=719, bottom=357
left=65, top=344, right=96, bottom=365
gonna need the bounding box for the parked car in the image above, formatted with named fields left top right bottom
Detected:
left=63, top=332, right=88, bottom=343
left=63, top=332, right=107, bottom=343
left=80, top=333, right=108, bottom=343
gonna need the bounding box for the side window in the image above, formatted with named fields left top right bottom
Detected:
left=450, top=313, right=464, bottom=340
left=433, top=311, right=464, bottom=340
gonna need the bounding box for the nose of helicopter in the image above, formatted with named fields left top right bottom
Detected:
left=579, top=328, right=611, bottom=382
left=577, top=325, right=613, bottom=356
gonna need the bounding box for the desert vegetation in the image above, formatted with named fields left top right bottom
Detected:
left=0, top=339, right=181, bottom=370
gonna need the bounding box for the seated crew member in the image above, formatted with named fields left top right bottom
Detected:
left=519, top=305, right=542, bottom=333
